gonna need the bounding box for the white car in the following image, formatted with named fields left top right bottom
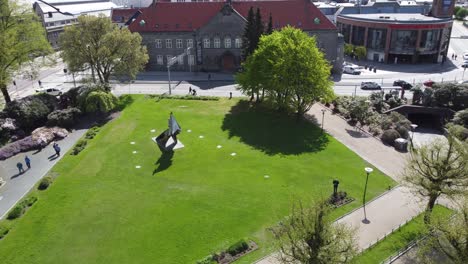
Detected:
left=36, top=87, right=63, bottom=96
left=343, top=65, right=361, bottom=75
left=463, top=52, right=468, bottom=61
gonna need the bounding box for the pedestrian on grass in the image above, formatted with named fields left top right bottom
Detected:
left=229, top=92, right=232, bottom=99
left=17, top=162, right=24, bottom=174
left=25, top=156, right=31, bottom=169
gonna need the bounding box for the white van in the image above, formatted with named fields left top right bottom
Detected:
left=36, top=87, right=63, bottom=96
left=343, top=65, right=361, bottom=75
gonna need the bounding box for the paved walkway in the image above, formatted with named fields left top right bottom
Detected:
left=255, top=104, right=426, bottom=264
left=0, top=128, right=87, bottom=219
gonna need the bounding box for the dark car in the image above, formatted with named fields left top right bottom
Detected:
left=393, top=80, right=413, bottom=90
left=424, top=80, right=435, bottom=87
left=361, top=81, right=381, bottom=90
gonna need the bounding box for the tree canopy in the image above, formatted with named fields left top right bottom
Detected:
left=60, top=15, right=148, bottom=89
left=0, top=0, right=52, bottom=103
left=270, top=200, right=357, bottom=264
left=236, top=26, right=334, bottom=115
left=404, top=134, right=468, bottom=224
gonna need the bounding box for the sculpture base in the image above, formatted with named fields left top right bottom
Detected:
left=152, top=137, right=184, bottom=150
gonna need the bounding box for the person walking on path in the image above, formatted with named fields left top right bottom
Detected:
left=53, top=142, right=61, bottom=157
left=25, top=156, right=31, bottom=169
left=189, top=86, right=192, bottom=94
left=16, top=162, right=25, bottom=174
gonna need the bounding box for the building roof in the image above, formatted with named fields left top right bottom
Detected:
left=128, top=0, right=336, bottom=33
left=339, top=13, right=451, bottom=23
left=111, top=8, right=140, bottom=23
left=36, top=1, right=120, bottom=23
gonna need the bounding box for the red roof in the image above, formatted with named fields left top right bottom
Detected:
left=111, top=8, right=141, bottom=23
left=128, top=0, right=336, bottom=32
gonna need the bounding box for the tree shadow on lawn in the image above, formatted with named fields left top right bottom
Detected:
left=153, top=150, right=174, bottom=175
left=221, top=101, right=329, bottom=155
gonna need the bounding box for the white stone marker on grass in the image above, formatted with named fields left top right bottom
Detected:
left=264, top=175, right=270, bottom=179
left=130, top=142, right=135, bottom=145
left=150, top=129, right=156, bottom=133
left=230, top=152, right=237, bottom=156
left=217, top=145, right=222, bottom=149
left=135, top=165, right=141, bottom=169
left=199, top=135, right=204, bottom=139
left=132, top=151, right=138, bottom=154
left=187, top=129, right=192, bottom=133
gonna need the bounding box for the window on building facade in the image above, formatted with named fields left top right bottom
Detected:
left=235, top=38, right=242, bottom=48
left=188, top=55, right=195, bottom=65
left=176, top=39, right=183, bottom=49
left=157, top=55, right=163, bottom=65
left=367, top=28, right=387, bottom=51
left=390, top=30, right=417, bottom=52
left=166, top=55, right=172, bottom=65
left=351, top=26, right=365, bottom=46
left=166, top=39, right=172, bottom=48
left=155, top=39, right=162, bottom=48
left=214, top=37, right=220, bottom=48
left=203, top=38, right=210, bottom=48
left=187, top=39, right=193, bottom=48
left=224, top=38, right=231, bottom=48
left=420, top=29, right=441, bottom=51
left=177, top=55, right=184, bottom=65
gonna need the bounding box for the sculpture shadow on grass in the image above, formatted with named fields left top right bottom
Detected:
left=153, top=150, right=174, bottom=175
left=221, top=101, right=329, bottom=155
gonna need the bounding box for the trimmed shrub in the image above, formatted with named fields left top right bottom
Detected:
left=7, top=205, right=25, bottom=220
left=84, top=91, right=118, bottom=114
left=47, top=107, right=82, bottom=128
left=369, top=124, right=382, bottom=136
left=4, top=94, right=58, bottom=131
left=381, top=129, right=401, bottom=146
left=453, top=109, right=468, bottom=128
left=196, top=255, right=216, bottom=264
left=447, top=123, right=468, bottom=141
left=227, top=239, right=249, bottom=256
left=85, top=126, right=100, bottom=139
left=0, top=225, right=9, bottom=239
left=20, top=195, right=38, bottom=207
left=70, top=139, right=87, bottom=155
left=38, top=176, right=53, bottom=190
left=395, top=125, right=409, bottom=139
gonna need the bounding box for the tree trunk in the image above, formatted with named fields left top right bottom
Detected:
left=424, top=194, right=438, bottom=225
left=0, top=83, right=12, bottom=103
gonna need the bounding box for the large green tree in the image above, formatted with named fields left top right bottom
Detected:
left=403, top=132, right=468, bottom=225
left=270, top=200, right=357, bottom=264
left=236, top=26, right=334, bottom=115
left=0, top=0, right=52, bottom=103
left=60, top=15, right=148, bottom=90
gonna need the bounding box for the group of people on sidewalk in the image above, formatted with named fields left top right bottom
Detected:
left=15, top=142, right=61, bottom=175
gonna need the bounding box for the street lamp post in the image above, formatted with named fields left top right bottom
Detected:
left=321, top=109, right=326, bottom=133
left=362, top=167, right=373, bottom=223
left=410, top=124, right=418, bottom=144
left=167, top=47, right=192, bottom=95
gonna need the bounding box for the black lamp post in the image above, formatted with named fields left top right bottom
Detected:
left=362, top=167, right=373, bottom=224
left=321, top=109, right=326, bottom=133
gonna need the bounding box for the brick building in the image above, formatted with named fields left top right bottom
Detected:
left=125, top=0, right=344, bottom=72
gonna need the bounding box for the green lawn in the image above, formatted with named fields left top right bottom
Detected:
left=0, top=96, right=395, bottom=263
left=352, top=205, right=451, bottom=264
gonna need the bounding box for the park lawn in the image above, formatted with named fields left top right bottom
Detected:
left=0, top=96, right=395, bottom=264
left=352, top=205, right=451, bottom=264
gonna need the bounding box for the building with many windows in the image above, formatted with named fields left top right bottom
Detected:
left=336, top=0, right=456, bottom=64
left=33, top=0, right=120, bottom=48
left=125, top=0, right=344, bottom=72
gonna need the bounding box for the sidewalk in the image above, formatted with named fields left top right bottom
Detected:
left=0, top=128, right=87, bottom=219
left=255, top=104, right=424, bottom=264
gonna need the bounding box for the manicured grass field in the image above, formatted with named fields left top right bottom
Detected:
left=352, top=205, right=451, bottom=264
left=0, top=96, right=395, bottom=263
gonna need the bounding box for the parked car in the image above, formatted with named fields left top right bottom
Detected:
left=343, top=65, right=361, bottom=75
left=423, top=80, right=435, bottom=87
left=393, top=80, right=413, bottom=90
left=361, top=81, right=381, bottom=90
left=36, top=87, right=62, bottom=96
left=462, top=60, right=468, bottom=68
left=463, top=52, right=468, bottom=60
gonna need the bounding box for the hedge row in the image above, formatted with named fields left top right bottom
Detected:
left=149, top=94, right=220, bottom=101
left=71, top=126, right=100, bottom=156
left=7, top=195, right=38, bottom=220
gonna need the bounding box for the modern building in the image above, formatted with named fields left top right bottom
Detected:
left=125, top=0, right=344, bottom=73
left=33, top=0, right=120, bottom=48
left=336, top=0, right=456, bottom=63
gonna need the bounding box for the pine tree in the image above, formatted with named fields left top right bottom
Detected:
left=254, top=8, right=264, bottom=49
left=241, top=7, right=256, bottom=61
left=266, top=13, right=273, bottom=35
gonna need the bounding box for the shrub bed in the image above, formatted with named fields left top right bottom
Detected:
left=0, top=225, right=9, bottom=239
left=6, top=195, right=38, bottom=220
left=38, top=176, right=53, bottom=190
left=47, top=107, right=82, bottom=128
left=70, top=139, right=88, bottom=155
left=85, top=126, right=100, bottom=140
left=197, top=239, right=257, bottom=264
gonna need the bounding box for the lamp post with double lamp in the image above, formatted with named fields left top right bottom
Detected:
left=362, top=167, right=373, bottom=224
left=410, top=124, right=418, bottom=145
left=321, top=109, right=326, bottom=133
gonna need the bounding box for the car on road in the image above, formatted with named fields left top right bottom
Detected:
left=393, top=80, right=413, bottom=90
left=462, top=60, right=468, bottom=68
left=361, top=81, right=381, bottom=90
left=36, top=87, right=62, bottom=96
left=343, top=65, right=361, bottom=75
left=423, top=80, right=435, bottom=87
left=463, top=52, right=468, bottom=60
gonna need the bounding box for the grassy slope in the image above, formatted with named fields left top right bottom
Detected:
left=352, top=205, right=451, bottom=264
left=0, top=96, right=395, bottom=264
